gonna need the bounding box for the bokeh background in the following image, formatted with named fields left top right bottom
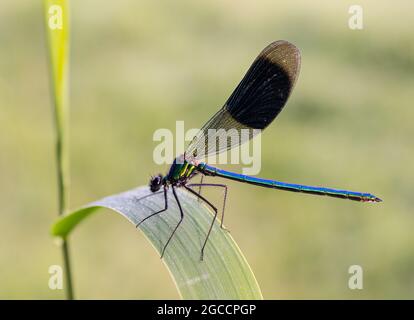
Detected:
left=1, top=0, right=413, bottom=299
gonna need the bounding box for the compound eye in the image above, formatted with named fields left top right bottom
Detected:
left=154, top=176, right=162, bottom=185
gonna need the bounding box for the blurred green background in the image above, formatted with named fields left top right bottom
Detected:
left=1, top=0, right=413, bottom=299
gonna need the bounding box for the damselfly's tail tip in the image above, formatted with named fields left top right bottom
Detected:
left=374, top=197, right=383, bottom=203
left=362, top=194, right=382, bottom=203
left=367, top=195, right=382, bottom=203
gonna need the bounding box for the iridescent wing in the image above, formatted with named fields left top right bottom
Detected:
left=185, top=40, right=301, bottom=161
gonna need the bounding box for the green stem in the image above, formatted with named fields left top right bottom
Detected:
left=56, top=126, right=74, bottom=300
left=44, top=0, right=74, bottom=299
left=61, top=240, right=74, bottom=299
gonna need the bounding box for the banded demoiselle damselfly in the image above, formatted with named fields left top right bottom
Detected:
left=138, top=40, right=381, bottom=260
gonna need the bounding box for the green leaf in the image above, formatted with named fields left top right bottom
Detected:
left=44, top=0, right=74, bottom=299
left=44, top=1, right=70, bottom=191
left=52, top=186, right=263, bottom=299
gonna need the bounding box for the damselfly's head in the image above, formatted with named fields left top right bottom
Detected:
left=149, top=174, right=164, bottom=192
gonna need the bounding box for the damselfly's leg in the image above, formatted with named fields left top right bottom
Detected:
left=187, top=183, right=229, bottom=231
left=197, top=175, right=204, bottom=201
left=135, top=186, right=168, bottom=228
left=134, top=189, right=164, bottom=203
left=161, top=186, right=184, bottom=258
left=184, top=186, right=218, bottom=261
left=134, top=189, right=165, bottom=213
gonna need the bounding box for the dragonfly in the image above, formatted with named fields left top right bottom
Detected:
left=137, top=40, right=382, bottom=260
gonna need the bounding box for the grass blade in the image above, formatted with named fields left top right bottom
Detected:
left=43, top=0, right=74, bottom=299
left=52, top=186, right=263, bottom=299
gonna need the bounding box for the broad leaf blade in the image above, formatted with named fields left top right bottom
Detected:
left=52, top=186, right=263, bottom=299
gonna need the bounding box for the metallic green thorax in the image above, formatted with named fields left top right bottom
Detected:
left=166, top=159, right=197, bottom=182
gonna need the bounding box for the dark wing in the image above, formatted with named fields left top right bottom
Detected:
left=186, top=40, right=301, bottom=161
